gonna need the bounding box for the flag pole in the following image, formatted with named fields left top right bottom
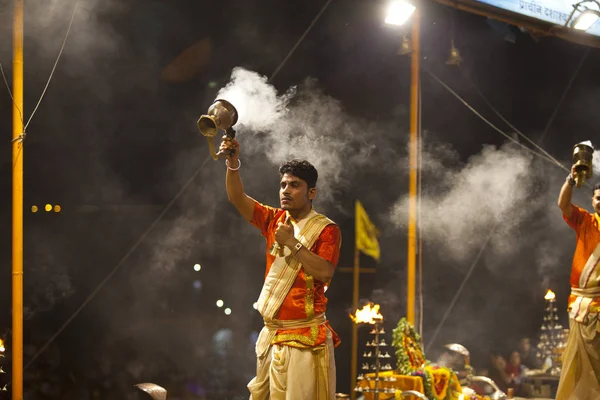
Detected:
left=350, top=247, right=359, bottom=399
left=351, top=200, right=380, bottom=398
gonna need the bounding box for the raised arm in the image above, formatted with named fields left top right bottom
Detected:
left=220, top=136, right=255, bottom=222
left=558, top=165, right=576, bottom=219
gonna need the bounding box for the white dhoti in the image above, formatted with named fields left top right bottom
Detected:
left=247, top=329, right=336, bottom=400
left=556, top=286, right=600, bottom=400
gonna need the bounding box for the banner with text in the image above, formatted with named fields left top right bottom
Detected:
left=476, top=0, right=600, bottom=37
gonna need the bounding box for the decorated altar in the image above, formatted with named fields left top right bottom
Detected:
left=352, top=305, right=494, bottom=400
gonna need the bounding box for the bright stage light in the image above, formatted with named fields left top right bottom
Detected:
left=385, top=0, right=416, bottom=26
left=573, top=9, right=600, bottom=30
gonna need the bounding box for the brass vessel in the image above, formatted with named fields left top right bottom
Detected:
left=197, top=99, right=238, bottom=160
left=572, top=141, right=594, bottom=187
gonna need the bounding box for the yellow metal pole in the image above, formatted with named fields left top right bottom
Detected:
left=12, top=0, right=24, bottom=398
left=350, top=248, right=359, bottom=399
left=406, top=9, right=420, bottom=326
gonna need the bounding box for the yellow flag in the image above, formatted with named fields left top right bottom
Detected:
left=355, top=200, right=380, bottom=262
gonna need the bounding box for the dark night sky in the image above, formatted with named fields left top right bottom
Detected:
left=0, top=0, right=599, bottom=398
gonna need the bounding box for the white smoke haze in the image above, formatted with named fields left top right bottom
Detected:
left=536, top=240, right=565, bottom=279
left=217, top=68, right=294, bottom=132
left=148, top=213, right=202, bottom=276
left=0, top=0, right=125, bottom=68
left=145, top=149, right=268, bottom=281
left=392, top=142, right=547, bottom=264
left=22, top=0, right=125, bottom=54
left=392, top=140, right=576, bottom=272
left=593, top=144, right=600, bottom=177
left=216, top=67, right=390, bottom=206
left=145, top=161, right=226, bottom=277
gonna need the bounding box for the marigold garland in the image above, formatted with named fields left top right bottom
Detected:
left=392, top=318, right=426, bottom=375
left=392, top=318, right=487, bottom=400
left=427, top=365, right=451, bottom=399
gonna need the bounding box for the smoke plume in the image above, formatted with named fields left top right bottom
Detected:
left=215, top=67, right=397, bottom=206
left=392, top=142, right=543, bottom=264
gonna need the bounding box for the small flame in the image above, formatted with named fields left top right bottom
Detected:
left=0, top=339, right=4, bottom=353
left=350, top=303, right=383, bottom=324
left=545, top=289, right=556, bottom=300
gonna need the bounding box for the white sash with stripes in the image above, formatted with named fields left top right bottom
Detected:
left=570, top=242, right=600, bottom=323
left=254, top=210, right=334, bottom=356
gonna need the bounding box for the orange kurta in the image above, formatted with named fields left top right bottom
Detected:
left=563, top=205, right=600, bottom=313
left=251, top=200, right=341, bottom=349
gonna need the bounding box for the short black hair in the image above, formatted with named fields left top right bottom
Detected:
left=279, top=159, right=318, bottom=189
left=594, top=183, right=600, bottom=193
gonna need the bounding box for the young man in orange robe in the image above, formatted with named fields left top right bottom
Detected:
left=219, top=137, right=342, bottom=400
left=556, top=165, right=600, bottom=400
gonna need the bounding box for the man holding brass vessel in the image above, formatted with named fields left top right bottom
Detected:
left=556, top=143, right=600, bottom=399
left=219, top=136, right=341, bottom=399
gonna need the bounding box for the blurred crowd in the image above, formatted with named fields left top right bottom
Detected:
left=478, top=337, right=542, bottom=397
left=437, top=336, right=552, bottom=398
